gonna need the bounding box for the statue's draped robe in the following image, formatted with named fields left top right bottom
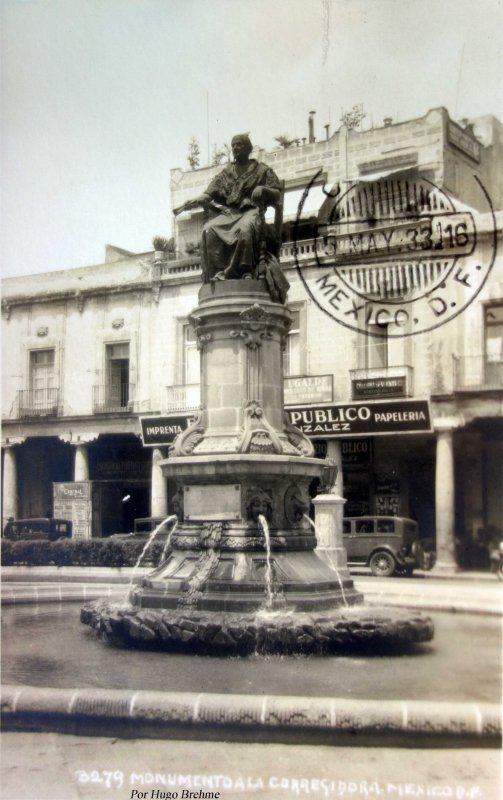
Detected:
left=201, top=160, right=281, bottom=281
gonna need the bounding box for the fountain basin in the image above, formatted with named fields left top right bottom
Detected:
left=81, top=600, right=434, bottom=655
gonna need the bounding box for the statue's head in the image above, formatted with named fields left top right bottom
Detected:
left=231, top=134, right=253, bottom=162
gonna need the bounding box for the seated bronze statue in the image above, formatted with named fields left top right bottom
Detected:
left=174, top=134, right=289, bottom=303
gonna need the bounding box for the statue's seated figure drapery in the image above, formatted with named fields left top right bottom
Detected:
left=174, top=134, right=289, bottom=303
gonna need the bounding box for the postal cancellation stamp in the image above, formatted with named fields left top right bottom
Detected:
left=293, top=169, right=497, bottom=338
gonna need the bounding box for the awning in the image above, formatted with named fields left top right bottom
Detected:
left=353, top=165, right=419, bottom=182
left=265, top=185, right=327, bottom=222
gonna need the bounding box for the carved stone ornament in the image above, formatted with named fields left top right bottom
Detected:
left=237, top=401, right=282, bottom=454
left=221, top=535, right=287, bottom=551
left=177, top=522, right=226, bottom=607
left=230, top=304, right=274, bottom=350
left=2, top=301, right=12, bottom=320
left=245, top=487, right=273, bottom=522
left=74, top=291, right=85, bottom=313
left=112, top=318, right=124, bottom=329
left=283, top=411, right=315, bottom=457
left=197, top=332, right=213, bottom=350
left=171, top=410, right=205, bottom=456
left=36, top=327, right=49, bottom=337
left=284, top=484, right=311, bottom=526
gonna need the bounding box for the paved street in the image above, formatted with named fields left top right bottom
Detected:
left=2, top=732, right=500, bottom=800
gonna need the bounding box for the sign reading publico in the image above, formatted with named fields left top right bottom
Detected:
left=286, top=400, right=431, bottom=437
left=140, top=415, right=191, bottom=446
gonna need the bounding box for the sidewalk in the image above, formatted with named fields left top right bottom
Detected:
left=2, top=732, right=500, bottom=800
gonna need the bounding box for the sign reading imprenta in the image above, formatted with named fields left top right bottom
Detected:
left=286, top=400, right=431, bottom=437
left=140, top=415, right=191, bottom=446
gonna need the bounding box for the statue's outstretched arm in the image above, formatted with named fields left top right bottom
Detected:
left=173, top=193, right=212, bottom=216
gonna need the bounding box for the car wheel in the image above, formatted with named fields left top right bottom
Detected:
left=369, top=550, right=396, bottom=577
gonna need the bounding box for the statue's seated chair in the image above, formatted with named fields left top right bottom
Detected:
left=257, top=180, right=285, bottom=276
left=257, top=181, right=289, bottom=303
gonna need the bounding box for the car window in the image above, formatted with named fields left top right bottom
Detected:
left=377, top=520, right=394, bottom=533
left=342, top=520, right=351, bottom=534
left=355, top=520, right=373, bottom=533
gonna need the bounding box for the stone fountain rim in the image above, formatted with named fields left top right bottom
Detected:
left=2, top=682, right=500, bottom=745
left=161, top=454, right=324, bottom=471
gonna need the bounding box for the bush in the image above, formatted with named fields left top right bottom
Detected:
left=1, top=538, right=168, bottom=568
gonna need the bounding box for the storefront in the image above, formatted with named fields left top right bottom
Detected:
left=287, top=399, right=435, bottom=538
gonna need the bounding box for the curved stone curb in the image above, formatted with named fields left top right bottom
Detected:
left=1, top=585, right=123, bottom=606
left=1, top=685, right=500, bottom=747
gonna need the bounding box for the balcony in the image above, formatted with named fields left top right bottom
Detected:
left=166, top=384, right=201, bottom=412
left=350, top=366, right=414, bottom=400
left=454, top=356, right=503, bottom=392
left=93, top=383, right=135, bottom=413
left=17, top=388, right=60, bottom=418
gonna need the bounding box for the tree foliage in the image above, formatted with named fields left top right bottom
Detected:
left=187, top=136, right=200, bottom=170
left=340, top=106, right=366, bottom=131
left=274, top=135, right=300, bottom=149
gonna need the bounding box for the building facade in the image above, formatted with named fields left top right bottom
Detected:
left=2, top=107, right=502, bottom=570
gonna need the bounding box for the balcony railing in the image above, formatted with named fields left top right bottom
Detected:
left=454, top=356, right=503, bottom=392
left=93, top=383, right=135, bottom=413
left=349, top=366, right=414, bottom=399
left=150, top=238, right=320, bottom=280
left=17, top=388, right=59, bottom=418
left=166, top=384, right=201, bottom=412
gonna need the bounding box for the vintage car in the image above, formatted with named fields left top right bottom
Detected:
left=110, top=517, right=174, bottom=541
left=133, top=517, right=170, bottom=535
left=342, top=516, right=436, bottom=577
left=3, top=517, right=73, bottom=542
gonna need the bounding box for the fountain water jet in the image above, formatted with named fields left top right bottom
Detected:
left=82, top=280, right=434, bottom=654
left=125, top=515, right=178, bottom=600
left=303, top=513, right=349, bottom=608
left=258, top=514, right=274, bottom=609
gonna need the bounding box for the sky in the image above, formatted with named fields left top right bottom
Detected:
left=1, top=0, right=502, bottom=278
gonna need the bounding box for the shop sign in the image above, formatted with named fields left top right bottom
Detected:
left=94, top=460, right=150, bottom=479
left=352, top=376, right=406, bottom=399
left=375, top=474, right=400, bottom=494
left=358, top=153, right=418, bottom=174
left=284, top=374, right=333, bottom=405
left=53, top=481, right=91, bottom=501
left=313, top=440, right=328, bottom=458
left=53, top=481, right=91, bottom=540
left=140, top=415, right=191, bottom=446
left=286, top=399, right=431, bottom=437
left=341, top=439, right=372, bottom=465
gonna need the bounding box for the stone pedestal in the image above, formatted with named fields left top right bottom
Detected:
left=133, top=281, right=361, bottom=612
left=313, top=493, right=350, bottom=575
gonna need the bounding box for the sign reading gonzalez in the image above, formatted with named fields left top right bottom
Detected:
left=286, top=400, right=431, bottom=437
left=140, top=415, right=190, bottom=446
